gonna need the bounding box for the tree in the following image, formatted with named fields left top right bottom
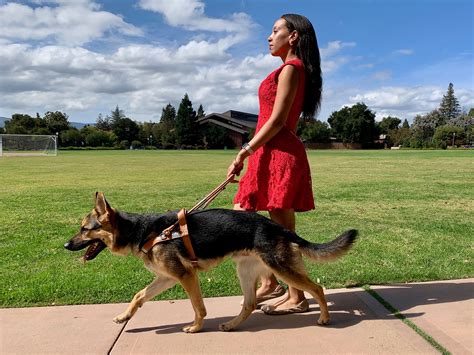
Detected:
left=327, top=103, right=377, bottom=144
left=96, top=113, right=112, bottom=131
left=389, top=127, right=411, bottom=147
left=112, top=116, right=139, bottom=144
left=83, top=127, right=116, bottom=147
left=138, top=121, right=156, bottom=146
left=60, top=128, right=82, bottom=147
left=4, top=114, right=35, bottom=134
left=43, top=111, right=70, bottom=134
left=158, top=103, right=176, bottom=148
left=448, top=112, right=474, bottom=130
left=197, top=104, right=231, bottom=148
left=402, top=119, right=410, bottom=129
left=377, top=116, right=401, bottom=134
left=108, top=106, right=126, bottom=125
left=439, top=83, right=461, bottom=121
left=175, top=94, right=200, bottom=147
left=108, top=106, right=139, bottom=144
left=197, top=104, right=205, bottom=119
left=433, top=125, right=465, bottom=149
left=299, top=119, right=331, bottom=143
left=202, top=124, right=231, bottom=148
left=411, top=109, right=444, bottom=146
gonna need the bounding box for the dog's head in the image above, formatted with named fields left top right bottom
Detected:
left=64, top=192, right=123, bottom=261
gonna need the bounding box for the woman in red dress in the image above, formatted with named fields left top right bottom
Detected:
left=227, top=14, right=322, bottom=314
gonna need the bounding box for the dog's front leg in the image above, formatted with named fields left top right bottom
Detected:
left=113, top=277, right=176, bottom=324
left=179, top=272, right=207, bottom=333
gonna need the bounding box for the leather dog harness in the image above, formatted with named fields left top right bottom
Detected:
left=141, top=209, right=198, bottom=266
left=140, top=174, right=235, bottom=266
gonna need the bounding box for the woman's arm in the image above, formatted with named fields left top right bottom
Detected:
left=228, top=64, right=299, bottom=178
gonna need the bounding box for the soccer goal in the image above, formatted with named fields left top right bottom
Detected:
left=0, top=134, right=58, bottom=157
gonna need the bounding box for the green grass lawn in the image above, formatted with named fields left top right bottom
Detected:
left=0, top=149, right=472, bottom=307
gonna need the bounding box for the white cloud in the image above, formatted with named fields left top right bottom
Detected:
left=4, top=35, right=471, bottom=124
left=0, top=1, right=142, bottom=46
left=320, top=40, right=356, bottom=57
left=394, top=49, right=414, bottom=55
left=0, top=1, right=265, bottom=121
left=138, top=0, right=254, bottom=34
left=0, top=39, right=280, bottom=121
left=320, top=41, right=357, bottom=73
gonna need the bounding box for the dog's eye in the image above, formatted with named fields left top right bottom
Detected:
left=81, top=224, right=101, bottom=232
left=82, top=219, right=101, bottom=231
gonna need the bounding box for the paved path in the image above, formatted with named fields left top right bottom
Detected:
left=1, top=279, right=472, bottom=354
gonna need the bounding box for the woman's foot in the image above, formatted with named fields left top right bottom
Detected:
left=255, top=284, right=286, bottom=303
left=261, top=298, right=309, bottom=315
left=240, top=284, right=286, bottom=306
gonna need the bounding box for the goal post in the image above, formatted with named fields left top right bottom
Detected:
left=0, top=134, right=58, bottom=157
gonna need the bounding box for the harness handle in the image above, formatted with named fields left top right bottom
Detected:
left=189, top=174, right=235, bottom=212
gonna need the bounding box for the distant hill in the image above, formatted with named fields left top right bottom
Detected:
left=70, top=122, right=92, bottom=129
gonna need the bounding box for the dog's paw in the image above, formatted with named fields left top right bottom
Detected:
left=113, top=313, right=131, bottom=324
left=182, top=324, right=202, bottom=333
left=218, top=322, right=235, bottom=332
left=317, top=315, right=330, bottom=326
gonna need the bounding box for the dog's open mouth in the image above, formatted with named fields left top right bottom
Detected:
left=83, top=240, right=106, bottom=261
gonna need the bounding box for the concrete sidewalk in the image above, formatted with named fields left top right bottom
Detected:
left=1, top=279, right=472, bottom=354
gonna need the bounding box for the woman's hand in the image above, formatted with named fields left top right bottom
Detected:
left=227, top=160, right=244, bottom=182
left=227, top=150, right=247, bottom=182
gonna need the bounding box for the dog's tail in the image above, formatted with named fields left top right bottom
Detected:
left=293, top=229, right=358, bottom=262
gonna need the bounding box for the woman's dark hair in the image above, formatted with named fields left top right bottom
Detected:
left=281, top=14, right=322, bottom=119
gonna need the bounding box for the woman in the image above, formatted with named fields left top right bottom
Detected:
left=227, top=14, right=322, bottom=315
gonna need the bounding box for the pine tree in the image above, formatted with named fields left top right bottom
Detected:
left=402, top=119, right=410, bottom=129
left=175, top=94, right=200, bottom=147
left=159, top=104, right=176, bottom=147
left=160, top=104, right=176, bottom=125
left=197, top=104, right=205, bottom=119
left=439, top=83, right=461, bottom=121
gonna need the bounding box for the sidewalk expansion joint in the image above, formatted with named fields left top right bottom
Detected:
left=108, top=320, right=128, bottom=355
left=362, top=285, right=451, bottom=355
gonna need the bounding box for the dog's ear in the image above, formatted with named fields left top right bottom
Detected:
left=95, top=192, right=113, bottom=216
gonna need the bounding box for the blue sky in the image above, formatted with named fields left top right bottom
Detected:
left=0, top=0, right=472, bottom=123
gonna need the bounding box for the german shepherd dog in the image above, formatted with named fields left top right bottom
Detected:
left=64, top=192, right=357, bottom=333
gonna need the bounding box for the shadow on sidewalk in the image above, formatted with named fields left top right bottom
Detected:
left=123, top=279, right=472, bottom=334
left=369, top=279, right=473, bottom=319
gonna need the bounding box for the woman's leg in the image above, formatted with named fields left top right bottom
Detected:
left=268, top=208, right=306, bottom=309
left=233, top=204, right=280, bottom=298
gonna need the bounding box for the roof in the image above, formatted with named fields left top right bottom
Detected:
left=197, top=110, right=257, bottom=134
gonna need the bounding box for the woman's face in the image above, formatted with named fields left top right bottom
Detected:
left=268, top=18, right=292, bottom=57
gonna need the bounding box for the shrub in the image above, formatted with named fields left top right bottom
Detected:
left=131, top=140, right=144, bottom=149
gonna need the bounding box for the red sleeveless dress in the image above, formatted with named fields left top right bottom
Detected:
left=234, top=58, right=315, bottom=212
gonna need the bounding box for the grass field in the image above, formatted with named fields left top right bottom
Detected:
left=0, top=149, right=472, bottom=307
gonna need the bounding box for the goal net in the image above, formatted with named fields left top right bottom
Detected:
left=0, top=134, right=58, bottom=157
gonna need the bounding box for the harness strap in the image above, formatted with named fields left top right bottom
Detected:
left=140, top=209, right=198, bottom=267
left=177, top=209, right=198, bottom=266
